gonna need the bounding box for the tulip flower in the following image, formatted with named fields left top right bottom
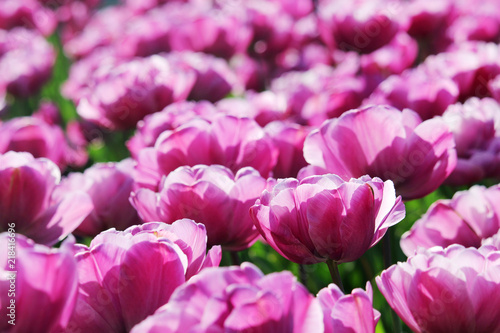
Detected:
left=318, top=282, right=380, bottom=333
left=376, top=244, right=500, bottom=332
left=76, top=55, right=195, bottom=130
left=67, top=219, right=221, bottom=332
left=131, top=263, right=324, bottom=332
left=401, top=184, right=500, bottom=256
left=126, top=101, right=218, bottom=158
left=0, top=152, right=93, bottom=245
left=0, top=28, right=55, bottom=97
left=317, top=0, right=400, bottom=53
left=442, top=97, right=500, bottom=185
left=0, top=116, right=88, bottom=171
left=0, top=234, right=78, bottom=333
left=300, top=105, right=457, bottom=200
left=131, top=165, right=274, bottom=250
left=0, top=0, right=57, bottom=36
left=52, top=159, right=141, bottom=237
left=250, top=174, right=405, bottom=265
left=134, top=114, right=278, bottom=189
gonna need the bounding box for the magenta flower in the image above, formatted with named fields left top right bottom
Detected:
left=131, top=165, right=274, bottom=250
left=366, top=66, right=459, bottom=120
left=442, top=97, right=500, bottom=185
left=216, top=91, right=290, bottom=126
left=271, top=64, right=366, bottom=125
left=165, top=51, right=241, bottom=103
left=0, top=234, right=78, bottom=333
left=376, top=244, right=500, bottom=332
left=0, top=116, right=87, bottom=171
left=131, top=263, right=323, bottom=332
left=0, top=0, right=57, bottom=36
left=401, top=184, right=500, bottom=256
left=134, top=115, right=278, bottom=189
left=318, top=0, right=400, bottom=53
left=127, top=101, right=218, bottom=158
left=401, top=0, right=452, bottom=39
left=76, top=55, right=195, bottom=130
left=301, top=105, right=457, bottom=200
left=0, top=27, right=55, bottom=97
left=250, top=174, right=405, bottom=264
left=52, top=159, right=141, bottom=237
left=264, top=120, right=310, bottom=178
left=318, top=282, right=380, bottom=333
left=0, top=152, right=93, bottom=245
left=67, top=219, right=221, bottom=332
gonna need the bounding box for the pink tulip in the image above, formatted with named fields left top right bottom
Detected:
left=376, top=244, right=500, bottom=333
left=52, top=159, right=141, bottom=237
left=366, top=66, right=460, bottom=120
left=0, top=152, right=93, bottom=245
left=0, top=234, right=78, bottom=333
left=165, top=51, right=241, bottom=102
left=401, top=184, right=500, bottom=256
left=131, top=263, right=323, bottom=332
left=0, top=27, right=55, bottom=97
left=0, top=0, right=57, bottom=36
left=0, top=115, right=87, bottom=171
left=318, top=282, right=380, bottom=333
left=67, top=219, right=221, bottom=332
left=318, top=0, right=400, bottom=53
left=300, top=105, right=457, bottom=200
left=134, top=114, right=278, bottom=189
left=442, top=97, right=500, bottom=185
left=264, top=120, right=310, bottom=178
left=131, top=165, right=274, bottom=250
left=76, top=55, right=195, bottom=130
left=250, top=174, right=405, bottom=264
left=401, top=0, right=452, bottom=39
left=127, top=101, right=218, bottom=158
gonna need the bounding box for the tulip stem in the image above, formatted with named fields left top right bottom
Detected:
left=382, top=229, right=393, bottom=269
left=326, top=260, right=344, bottom=293
left=230, top=251, right=241, bottom=266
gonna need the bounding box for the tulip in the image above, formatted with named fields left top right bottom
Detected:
left=250, top=174, right=405, bottom=264
left=126, top=101, right=218, bottom=158
left=0, top=28, right=55, bottom=97
left=0, top=234, right=78, bottom=333
left=131, top=263, right=323, bottom=332
left=76, top=54, right=195, bottom=130
left=300, top=105, right=457, bottom=200
left=0, top=115, right=88, bottom=171
left=165, top=51, right=241, bottom=103
left=67, top=219, right=221, bottom=332
left=318, top=282, right=380, bottom=333
left=376, top=244, right=500, bottom=332
left=0, top=0, right=57, bottom=36
left=0, top=151, right=93, bottom=245
left=366, top=66, right=459, bottom=120
left=131, top=165, right=274, bottom=250
left=52, top=159, right=141, bottom=237
left=134, top=114, right=278, bottom=190
left=401, top=184, right=500, bottom=256
left=317, top=0, right=400, bottom=53
left=264, top=120, right=310, bottom=178
left=442, top=97, right=500, bottom=185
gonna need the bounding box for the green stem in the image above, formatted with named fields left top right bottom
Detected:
left=230, top=251, right=241, bottom=266
left=382, top=229, right=401, bottom=333
left=326, top=260, right=344, bottom=293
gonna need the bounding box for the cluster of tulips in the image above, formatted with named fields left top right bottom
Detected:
left=2, top=0, right=500, bottom=332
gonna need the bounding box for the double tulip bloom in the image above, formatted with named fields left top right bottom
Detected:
left=0, top=151, right=92, bottom=245
left=250, top=174, right=405, bottom=264
left=132, top=164, right=274, bottom=250
left=401, top=184, right=500, bottom=255
left=132, top=263, right=380, bottom=333
left=300, top=105, right=457, bottom=200
left=68, top=219, right=221, bottom=332
left=377, top=245, right=500, bottom=332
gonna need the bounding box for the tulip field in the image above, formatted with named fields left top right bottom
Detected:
left=3, top=0, right=500, bottom=332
